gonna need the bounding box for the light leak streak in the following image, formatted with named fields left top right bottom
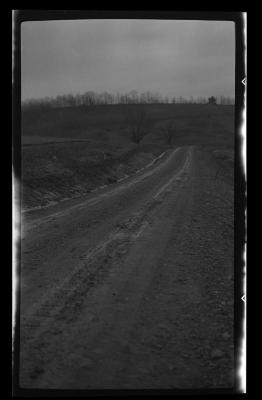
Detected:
left=237, top=11, right=247, bottom=394
left=12, top=171, right=20, bottom=363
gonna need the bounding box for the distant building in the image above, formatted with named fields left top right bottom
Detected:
left=208, top=96, right=217, bottom=105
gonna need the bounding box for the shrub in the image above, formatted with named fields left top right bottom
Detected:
left=124, top=107, right=149, bottom=144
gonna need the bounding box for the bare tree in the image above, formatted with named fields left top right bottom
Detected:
left=125, top=107, right=149, bottom=144
left=162, top=121, right=175, bottom=145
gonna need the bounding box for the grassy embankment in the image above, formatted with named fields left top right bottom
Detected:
left=21, top=104, right=234, bottom=210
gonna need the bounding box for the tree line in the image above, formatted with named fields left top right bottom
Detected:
left=22, top=90, right=235, bottom=110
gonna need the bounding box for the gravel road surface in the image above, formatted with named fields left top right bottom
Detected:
left=20, top=145, right=234, bottom=389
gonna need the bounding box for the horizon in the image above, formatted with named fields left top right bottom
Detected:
left=22, top=90, right=235, bottom=104
left=21, top=89, right=235, bottom=108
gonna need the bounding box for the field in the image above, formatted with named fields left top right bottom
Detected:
left=21, top=104, right=234, bottom=210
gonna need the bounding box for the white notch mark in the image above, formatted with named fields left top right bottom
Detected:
left=241, top=295, right=246, bottom=303
left=241, top=77, right=246, bottom=86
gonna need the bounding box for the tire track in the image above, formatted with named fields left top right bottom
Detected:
left=20, top=147, right=192, bottom=388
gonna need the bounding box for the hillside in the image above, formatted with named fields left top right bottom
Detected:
left=21, top=104, right=234, bottom=210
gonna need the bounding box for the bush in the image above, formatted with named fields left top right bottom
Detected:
left=162, top=121, right=175, bottom=145
left=124, top=107, right=149, bottom=144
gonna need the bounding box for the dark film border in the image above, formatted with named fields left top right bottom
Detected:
left=12, top=9, right=246, bottom=397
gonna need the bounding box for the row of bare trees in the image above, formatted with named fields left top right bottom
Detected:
left=22, top=91, right=235, bottom=110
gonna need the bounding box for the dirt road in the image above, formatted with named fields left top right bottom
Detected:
left=20, top=145, right=234, bottom=389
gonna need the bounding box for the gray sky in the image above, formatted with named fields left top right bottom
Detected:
left=21, top=19, right=235, bottom=101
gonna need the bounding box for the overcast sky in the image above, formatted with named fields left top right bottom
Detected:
left=21, top=19, right=235, bottom=101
